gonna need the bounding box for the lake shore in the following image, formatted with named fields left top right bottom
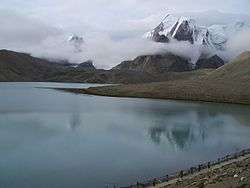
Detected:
left=126, top=149, right=250, bottom=188
left=53, top=80, right=250, bottom=105
left=53, top=52, right=250, bottom=105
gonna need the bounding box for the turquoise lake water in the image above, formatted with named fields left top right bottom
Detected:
left=0, top=82, right=250, bottom=188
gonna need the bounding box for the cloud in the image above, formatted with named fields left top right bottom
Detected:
left=28, top=34, right=206, bottom=69
left=0, top=1, right=250, bottom=69
left=0, top=10, right=61, bottom=50
left=225, top=28, right=250, bottom=59
left=0, top=9, right=205, bottom=69
left=174, top=10, right=250, bottom=26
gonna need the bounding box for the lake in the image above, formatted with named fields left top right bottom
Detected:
left=0, top=82, right=250, bottom=188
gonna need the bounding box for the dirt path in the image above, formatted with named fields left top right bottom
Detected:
left=146, top=154, right=250, bottom=188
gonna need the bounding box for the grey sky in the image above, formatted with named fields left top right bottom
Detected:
left=2, top=0, right=249, bottom=30
left=0, top=0, right=250, bottom=68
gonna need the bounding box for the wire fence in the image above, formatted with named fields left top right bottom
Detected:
left=120, top=148, right=250, bottom=188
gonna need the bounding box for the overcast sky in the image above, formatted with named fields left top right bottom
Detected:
left=0, top=0, right=250, bottom=68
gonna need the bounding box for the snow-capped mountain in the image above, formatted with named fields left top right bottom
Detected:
left=68, top=34, right=84, bottom=52
left=144, top=14, right=247, bottom=51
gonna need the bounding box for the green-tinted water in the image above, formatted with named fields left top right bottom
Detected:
left=0, top=82, right=250, bottom=188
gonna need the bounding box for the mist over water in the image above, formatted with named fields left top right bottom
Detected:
left=0, top=83, right=250, bottom=188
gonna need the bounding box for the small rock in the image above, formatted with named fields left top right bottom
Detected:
left=240, top=177, right=246, bottom=181
left=234, top=174, right=239, bottom=178
left=196, top=182, right=205, bottom=188
left=191, top=181, right=197, bottom=185
left=221, top=172, right=228, bottom=177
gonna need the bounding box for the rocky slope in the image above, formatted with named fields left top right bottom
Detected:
left=195, top=55, right=225, bottom=69
left=77, top=52, right=250, bottom=104
left=145, top=14, right=247, bottom=51
left=112, top=53, right=225, bottom=74
left=0, top=49, right=69, bottom=81
left=0, top=49, right=223, bottom=84
left=112, top=53, right=193, bottom=74
left=0, top=49, right=166, bottom=83
left=77, top=60, right=96, bottom=71
left=0, top=49, right=102, bottom=82
left=207, top=51, right=250, bottom=82
left=125, top=150, right=250, bottom=188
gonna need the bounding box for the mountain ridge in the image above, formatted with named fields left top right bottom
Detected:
left=0, top=49, right=223, bottom=83
left=144, top=14, right=248, bottom=52
left=78, top=52, right=250, bottom=104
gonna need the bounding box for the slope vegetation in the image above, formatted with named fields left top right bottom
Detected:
left=79, top=52, right=250, bottom=104
left=0, top=49, right=215, bottom=84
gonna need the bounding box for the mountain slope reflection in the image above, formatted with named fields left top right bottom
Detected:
left=70, top=112, right=81, bottom=130
left=148, top=107, right=250, bottom=151
left=1, top=83, right=250, bottom=188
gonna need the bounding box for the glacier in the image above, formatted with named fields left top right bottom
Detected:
left=144, top=14, right=248, bottom=52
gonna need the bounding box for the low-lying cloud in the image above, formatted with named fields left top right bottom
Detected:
left=225, top=28, right=250, bottom=59
left=0, top=8, right=250, bottom=69
left=27, top=35, right=207, bottom=69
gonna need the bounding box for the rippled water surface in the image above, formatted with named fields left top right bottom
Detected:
left=0, top=82, right=250, bottom=188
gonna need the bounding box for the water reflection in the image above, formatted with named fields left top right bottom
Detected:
left=68, top=98, right=82, bottom=131
left=148, top=107, right=248, bottom=151
left=149, top=122, right=197, bottom=150
left=0, top=83, right=250, bottom=188
left=70, top=112, right=81, bottom=130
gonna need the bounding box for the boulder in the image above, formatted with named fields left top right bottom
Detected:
left=196, top=55, right=224, bottom=69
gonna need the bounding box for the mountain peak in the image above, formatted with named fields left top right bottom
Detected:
left=77, top=60, right=96, bottom=71
left=68, top=34, right=84, bottom=52
left=144, top=14, right=247, bottom=51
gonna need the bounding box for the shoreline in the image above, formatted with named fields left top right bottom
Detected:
left=53, top=87, right=250, bottom=106
left=38, top=87, right=250, bottom=187
left=123, top=149, right=250, bottom=188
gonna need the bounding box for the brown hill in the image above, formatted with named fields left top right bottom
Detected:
left=0, top=49, right=214, bottom=84
left=0, top=49, right=157, bottom=83
left=112, top=53, right=193, bottom=74
left=195, top=55, right=224, bottom=69
left=0, top=50, right=66, bottom=81
left=77, top=52, right=250, bottom=104
left=205, top=51, right=250, bottom=82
